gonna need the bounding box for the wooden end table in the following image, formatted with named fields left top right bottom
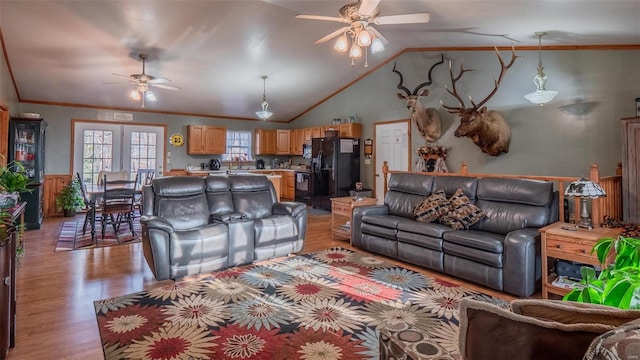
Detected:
left=539, top=221, right=622, bottom=299
left=330, top=196, right=377, bottom=243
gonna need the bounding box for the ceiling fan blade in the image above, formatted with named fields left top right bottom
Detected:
left=315, top=26, right=351, bottom=44
left=148, top=77, right=171, bottom=84
left=358, top=0, right=381, bottom=17
left=112, top=73, right=134, bottom=81
left=375, top=13, right=430, bottom=25
left=368, top=26, right=389, bottom=45
left=295, top=14, right=349, bottom=23
left=152, top=83, right=181, bottom=91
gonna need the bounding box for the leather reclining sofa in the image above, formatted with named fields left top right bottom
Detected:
left=352, top=173, right=558, bottom=297
left=140, top=174, right=307, bottom=281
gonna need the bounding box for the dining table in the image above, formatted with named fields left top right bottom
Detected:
left=84, top=182, right=143, bottom=243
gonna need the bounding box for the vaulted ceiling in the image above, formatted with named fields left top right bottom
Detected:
left=1, top=1, right=639, bottom=121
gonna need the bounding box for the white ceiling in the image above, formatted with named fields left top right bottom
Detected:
left=2, top=0, right=639, bottom=122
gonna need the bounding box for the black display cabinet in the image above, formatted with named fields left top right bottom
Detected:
left=8, top=117, right=47, bottom=229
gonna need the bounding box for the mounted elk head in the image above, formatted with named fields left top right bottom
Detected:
left=393, top=54, right=444, bottom=143
left=441, top=47, right=521, bottom=156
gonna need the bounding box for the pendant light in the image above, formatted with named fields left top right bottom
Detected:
left=255, top=75, right=273, bottom=121
left=524, top=32, right=558, bottom=106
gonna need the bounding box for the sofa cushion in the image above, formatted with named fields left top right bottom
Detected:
left=459, top=299, right=616, bottom=360
left=397, top=219, right=452, bottom=239
left=443, top=229, right=504, bottom=253
left=440, top=188, right=485, bottom=230
left=432, top=176, right=478, bottom=201
left=254, top=215, right=299, bottom=247
left=385, top=173, right=433, bottom=218
left=414, top=189, right=449, bottom=223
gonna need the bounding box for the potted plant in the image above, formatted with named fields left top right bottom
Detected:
left=564, top=235, right=640, bottom=309
left=0, top=161, right=32, bottom=208
left=55, top=177, right=85, bottom=217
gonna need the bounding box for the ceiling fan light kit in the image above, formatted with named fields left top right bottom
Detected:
left=256, top=75, right=273, bottom=121
left=297, top=0, right=428, bottom=68
left=524, top=31, right=559, bottom=106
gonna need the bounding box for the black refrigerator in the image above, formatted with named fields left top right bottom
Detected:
left=310, top=137, right=360, bottom=211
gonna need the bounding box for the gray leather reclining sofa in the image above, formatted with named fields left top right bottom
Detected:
left=140, top=174, right=307, bottom=281
left=352, top=173, right=558, bottom=297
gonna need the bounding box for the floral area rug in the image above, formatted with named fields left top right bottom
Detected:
left=55, top=216, right=141, bottom=252
left=94, top=248, right=507, bottom=360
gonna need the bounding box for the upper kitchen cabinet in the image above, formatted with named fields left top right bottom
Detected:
left=254, top=129, right=277, bottom=155
left=187, top=125, right=226, bottom=155
left=338, top=123, right=362, bottom=138
left=276, top=130, right=291, bottom=155
left=291, top=129, right=304, bottom=155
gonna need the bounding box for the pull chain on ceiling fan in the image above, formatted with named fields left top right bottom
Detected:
left=110, top=53, right=181, bottom=108
left=296, top=0, right=430, bottom=67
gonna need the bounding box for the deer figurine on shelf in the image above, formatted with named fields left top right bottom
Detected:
left=441, top=47, right=521, bottom=156
left=393, top=53, right=445, bottom=143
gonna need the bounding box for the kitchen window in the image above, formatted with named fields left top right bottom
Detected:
left=222, top=130, right=252, bottom=161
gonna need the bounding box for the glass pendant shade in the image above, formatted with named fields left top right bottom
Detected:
left=129, top=89, right=141, bottom=100
left=350, top=44, right=362, bottom=59
left=357, top=29, right=372, bottom=47
left=145, top=90, right=156, bottom=102
left=370, top=38, right=385, bottom=53
left=525, top=32, right=558, bottom=106
left=255, top=75, right=273, bottom=120
left=334, top=34, right=349, bottom=52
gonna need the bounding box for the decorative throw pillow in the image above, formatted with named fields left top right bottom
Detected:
left=439, top=188, right=485, bottom=230
left=414, top=189, right=449, bottom=223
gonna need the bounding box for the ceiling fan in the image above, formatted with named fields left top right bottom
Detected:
left=110, top=53, right=181, bottom=108
left=296, top=0, right=429, bottom=66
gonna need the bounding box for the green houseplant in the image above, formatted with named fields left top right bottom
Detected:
left=55, top=177, right=84, bottom=217
left=563, top=235, right=640, bottom=309
left=0, top=160, right=32, bottom=208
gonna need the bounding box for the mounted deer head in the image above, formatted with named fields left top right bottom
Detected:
left=441, top=47, right=521, bottom=156
left=393, top=53, right=444, bottom=143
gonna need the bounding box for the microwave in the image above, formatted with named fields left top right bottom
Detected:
left=303, top=144, right=312, bottom=159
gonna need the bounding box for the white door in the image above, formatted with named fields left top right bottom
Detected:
left=374, top=120, right=411, bottom=202
left=73, top=121, right=164, bottom=184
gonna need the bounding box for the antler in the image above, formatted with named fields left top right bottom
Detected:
left=471, top=46, right=521, bottom=109
left=441, top=58, right=475, bottom=113
left=412, top=53, right=445, bottom=95
left=392, top=62, right=412, bottom=97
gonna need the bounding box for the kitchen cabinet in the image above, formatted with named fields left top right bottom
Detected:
left=339, top=123, right=362, bottom=138
left=254, top=129, right=277, bottom=155
left=187, top=125, right=226, bottom=155
left=282, top=171, right=295, bottom=200
left=303, top=128, right=313, bottom=144
left=291, top=129, right=304, bottom=155
left=276, top=130, right=291, bottom=155
left=311, top=126, right=323, bottom=139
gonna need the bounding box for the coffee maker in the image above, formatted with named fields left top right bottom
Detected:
left=256, top=159, right=265, bottom=169
left=209, top=159, right=221, bottom=170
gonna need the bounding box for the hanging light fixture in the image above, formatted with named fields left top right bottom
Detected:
left=524, top=32, right=559, bottom=106
left=335, top=22, right=385, bottom=68
left=255, top=75, right=273, bottom=121
left=129, top=83, right=156, bottom=108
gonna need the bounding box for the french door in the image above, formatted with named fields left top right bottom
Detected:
left=73, top=121, right=165, bottom=185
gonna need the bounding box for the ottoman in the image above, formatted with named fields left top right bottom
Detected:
left=379, top=323, right=457, bottom=360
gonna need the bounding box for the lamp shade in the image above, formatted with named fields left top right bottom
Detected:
left=564, top=178, right=606, bottom=198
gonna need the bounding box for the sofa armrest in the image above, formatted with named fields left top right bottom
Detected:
left=140, top=215, right=174, bottom=281
left=273, top=201, right=306, bottom=217
left=352, top=205, right=389, bottom=247
left=502, top=228, right=541, bottom=297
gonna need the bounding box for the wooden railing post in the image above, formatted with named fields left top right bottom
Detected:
left=589, top=163, right=602, bottom=226
left=382, top=161, right=389, bottom=198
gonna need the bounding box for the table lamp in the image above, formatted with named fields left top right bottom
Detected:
left=564, top=178, right=606, bottom=229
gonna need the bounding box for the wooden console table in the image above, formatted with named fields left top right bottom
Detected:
left=0, top=202, right=26, bottom=360
left=330, top=196, right=377, bottom=243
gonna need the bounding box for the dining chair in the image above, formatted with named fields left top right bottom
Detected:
left=100, top=174, right=138, bottom=241
left=97, top=170, right=130, bottom=185
left=133, top=169, right=155, bottom=216
left=76, top=172, right=101, bottom=238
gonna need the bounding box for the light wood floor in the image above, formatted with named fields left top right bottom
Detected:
left=10, top=211, right=515, bottom=359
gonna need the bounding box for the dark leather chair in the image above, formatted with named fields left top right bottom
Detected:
left=140, top=176, right=229, bottom=280
left=227, top=175, right=306, bottom=261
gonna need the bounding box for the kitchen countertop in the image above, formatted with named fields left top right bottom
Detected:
left=185, top=167, right=309, bottom=175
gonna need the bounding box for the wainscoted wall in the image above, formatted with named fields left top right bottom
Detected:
left=44, top=174, right=72, bottom=217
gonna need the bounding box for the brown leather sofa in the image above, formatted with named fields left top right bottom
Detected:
left=140, top=174, right=307, bottom=280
